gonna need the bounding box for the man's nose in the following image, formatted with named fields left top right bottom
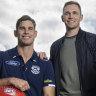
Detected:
left=24, top=29, right=29, bottom=33
left=69, top=13, right=73, bottom=18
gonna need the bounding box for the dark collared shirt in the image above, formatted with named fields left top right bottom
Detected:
left=0, top=47, right=55, bottom=96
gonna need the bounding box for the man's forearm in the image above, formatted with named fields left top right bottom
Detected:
left=0, top=77, right=12, bottom=86
left=43, top=86, right=55, bottom=96
left=0, top=77, right=30, bottom=91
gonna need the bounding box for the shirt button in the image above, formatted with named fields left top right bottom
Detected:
left=25, top=68, right=27, bottom=71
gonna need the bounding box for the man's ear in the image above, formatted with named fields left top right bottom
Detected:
left=80, top=14, right=83, bottom=21
left=61, top=15, right=65, bottom=22
left=14, top=30, right=18, bottom=37
left=35, top=30, right=37, bottom=38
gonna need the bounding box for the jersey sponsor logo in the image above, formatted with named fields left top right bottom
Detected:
left=31, top=65, right=40, bottom=74
left=4, top=88, right=16, bottom=95
left=5, top=60, right=20, bottom=66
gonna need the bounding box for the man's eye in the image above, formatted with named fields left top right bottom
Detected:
left=19, top=27, right=25, bottom=30
left=73, top=11, right=78, bottom=14
left=29, top=27, right=33, bottom=30
left=65, top=12, right=69, bottom=15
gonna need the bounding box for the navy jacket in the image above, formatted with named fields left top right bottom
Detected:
left=50, top=29, right=96, bottom=96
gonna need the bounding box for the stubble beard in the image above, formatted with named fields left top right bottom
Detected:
left=66, top=23, right=80, bottom=31
left=18, top=39, right=34, bottom=47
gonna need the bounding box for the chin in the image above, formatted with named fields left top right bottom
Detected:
left=67, top=25, right=78, bottom=30
left=24, top=43, right=33, bottom=46
left=19, top=42, right=33, bottom=47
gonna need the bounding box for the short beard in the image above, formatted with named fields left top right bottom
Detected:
left=66, top=24, right=79, bottom=31
left=18, top=41, right=34, bottom=47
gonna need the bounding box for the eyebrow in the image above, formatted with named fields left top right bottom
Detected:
left=18, top=26, right=34, bottom=29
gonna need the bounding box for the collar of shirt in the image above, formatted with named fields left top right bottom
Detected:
left=12, top=46, right=37, bottom=62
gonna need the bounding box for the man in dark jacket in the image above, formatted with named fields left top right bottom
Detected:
left=50, top=1, right=96, bottom=96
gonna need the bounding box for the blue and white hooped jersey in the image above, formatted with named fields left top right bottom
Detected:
left=0, top=47, right=55, bottom=96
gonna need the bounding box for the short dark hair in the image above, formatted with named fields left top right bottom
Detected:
left=63, top=1, right=82, bottom=14
left=16, top=15, right=36, bottom=30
